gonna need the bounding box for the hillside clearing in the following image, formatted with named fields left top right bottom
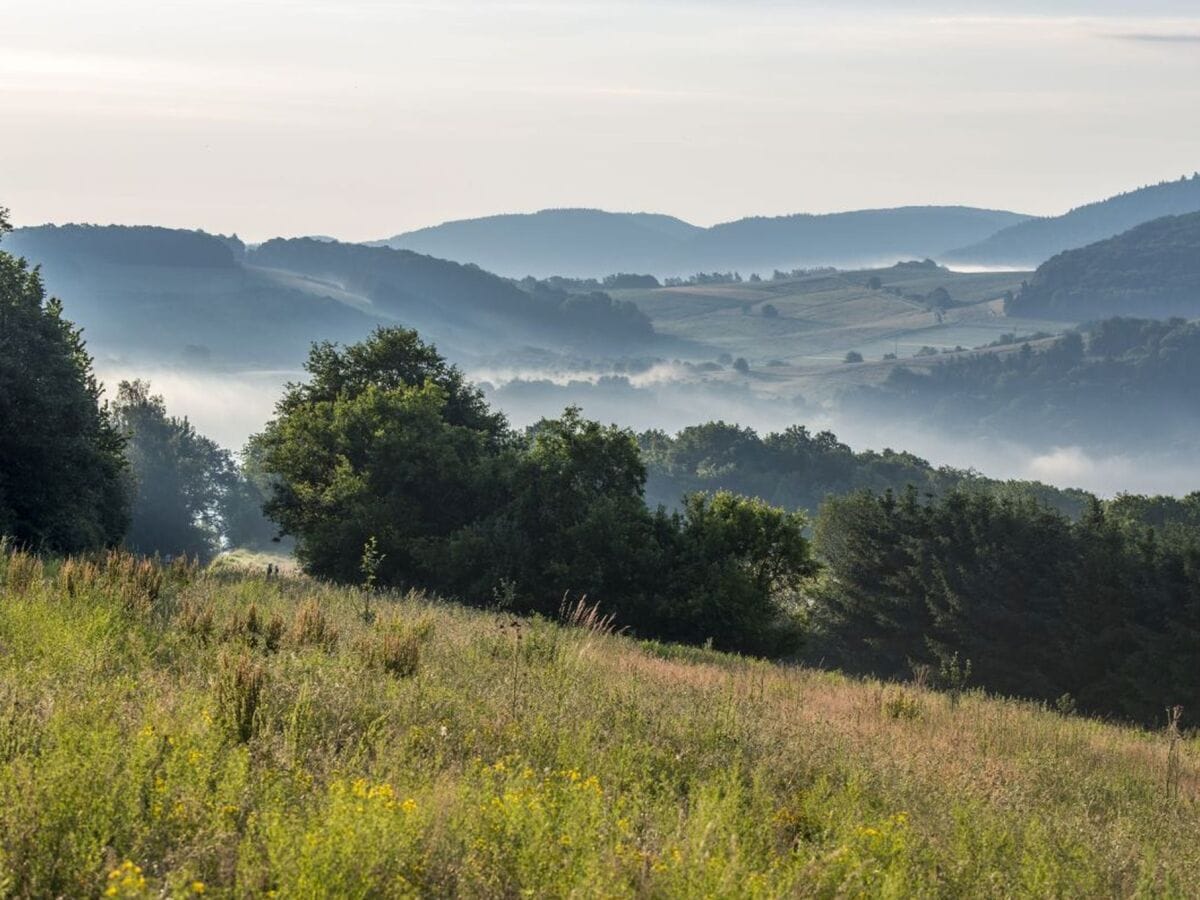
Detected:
left=1, top=551, right=1196, bottom=897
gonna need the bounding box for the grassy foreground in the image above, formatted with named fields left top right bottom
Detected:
left=0, top=551, right=1197, bottom=898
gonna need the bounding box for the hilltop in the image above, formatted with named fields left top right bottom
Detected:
left=944, top=174, right=1200, bottom=268
left=375, top=206, right=1030, bottom=279
left=1008, top=211, right=1200, bottom=320
left=1, top=551, right=1197, bottom=896
left=373, top=209, right=702, bottom=279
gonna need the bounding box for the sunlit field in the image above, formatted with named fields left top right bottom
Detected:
left=1, top=548, right=1197, bottom=897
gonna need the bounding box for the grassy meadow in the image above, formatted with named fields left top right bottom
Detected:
left=1, top=548, right=1198, bottom=898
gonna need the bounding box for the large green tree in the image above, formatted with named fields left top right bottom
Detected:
left=255, top=328, right=509, bottom=585
left=256, top=327, right=819, bottom=654
left=0, top=209, right=128, bottom=551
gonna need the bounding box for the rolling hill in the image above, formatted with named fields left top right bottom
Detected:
left=4, top=225, right=655, bottom=369
left=943, top=174, right=1200, bottom=268
left=1007, top=211, right=1200, bottom=320
left=373, top=209, right=702, bottom=279
left=675, top=206, right=1029, bottom=274
left=375, top=206, right=1031, bottom=278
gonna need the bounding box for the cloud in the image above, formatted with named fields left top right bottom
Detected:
left=1113, top=32, right=1200, bottom=43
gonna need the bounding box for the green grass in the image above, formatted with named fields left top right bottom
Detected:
left=1, top=549, right=1197, bottom=897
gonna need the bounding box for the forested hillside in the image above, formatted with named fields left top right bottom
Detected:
left=1007, top=212, right=1200, bottom=319
left=251, top=238, right=653, bottom=347
left=6, top=225, right=655, bottom=368
left=847, top=317, right=1200, bottom=452
left=944, top=174, right=1200, bottom=268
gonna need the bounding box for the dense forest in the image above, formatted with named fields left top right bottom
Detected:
left=849, top=317, right=1200, bottom=452
left=810, top=486, right=1200, bottom=727
left=1008, top=211, right=1200, bottom=320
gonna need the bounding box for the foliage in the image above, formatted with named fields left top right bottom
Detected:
left=2, top=554, right=1199, bottom=895
left=810, top=487, right=1200, bottom=726
left=256, top=329, right=816, bottom=653
left=0, top=212, right=128, bottom=552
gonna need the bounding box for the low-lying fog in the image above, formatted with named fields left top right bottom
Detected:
left=99, top=365, right=1197, bottom=500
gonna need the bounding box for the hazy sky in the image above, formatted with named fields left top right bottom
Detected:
left=4, top=1, right=1199, bottom=240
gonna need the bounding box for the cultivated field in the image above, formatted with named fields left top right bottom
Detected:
left=1, top=550, right=1195, bottom=897
left=613, top=266, right=1073, bottom=402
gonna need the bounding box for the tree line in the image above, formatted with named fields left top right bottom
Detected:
left=810, top=487, right=1200, bottom=727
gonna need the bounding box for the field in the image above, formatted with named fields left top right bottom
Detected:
left=613, top=266, right=1073, bottom=403
left=2, top=550, right=1198, bottom=897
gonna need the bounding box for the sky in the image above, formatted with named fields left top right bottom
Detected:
left=3, top=1, right=1199, bottom=241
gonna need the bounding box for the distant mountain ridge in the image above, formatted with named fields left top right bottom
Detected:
left=944, top=175, right=1200, bottom=268
left=1007, top=211, right=1200, bottom=320
left=374, top=206, right=1031, bottom=278
left=371, top=209, right=701, bottom=279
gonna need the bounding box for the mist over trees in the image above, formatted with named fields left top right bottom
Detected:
left=639, top=422, right=1092, bottom=519
left=0, top=210, right=128, bottom=552
left=112, top=380, right=239, bottom=561
left=848, top=318, right=1200, bottom=453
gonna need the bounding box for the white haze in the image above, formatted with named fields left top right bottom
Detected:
left=116, top=368, right=1197, bottom=499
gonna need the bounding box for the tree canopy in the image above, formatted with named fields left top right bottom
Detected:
left=0, top=209, right=128, bottom=551
left=256, top=327, right=818, bottom=653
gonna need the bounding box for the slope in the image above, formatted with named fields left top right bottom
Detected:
left=6, top=226, right=656, bottom=370
left=2, top=553, right=1197, bottom=895
left=944, top=174, right=1200, bottom=268
left=1007, top=211, right=1200, bottom=320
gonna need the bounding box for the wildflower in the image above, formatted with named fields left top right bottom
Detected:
left=192, top=882, right=206, bottom=894
left=401, top=798, right=418, bottom=813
